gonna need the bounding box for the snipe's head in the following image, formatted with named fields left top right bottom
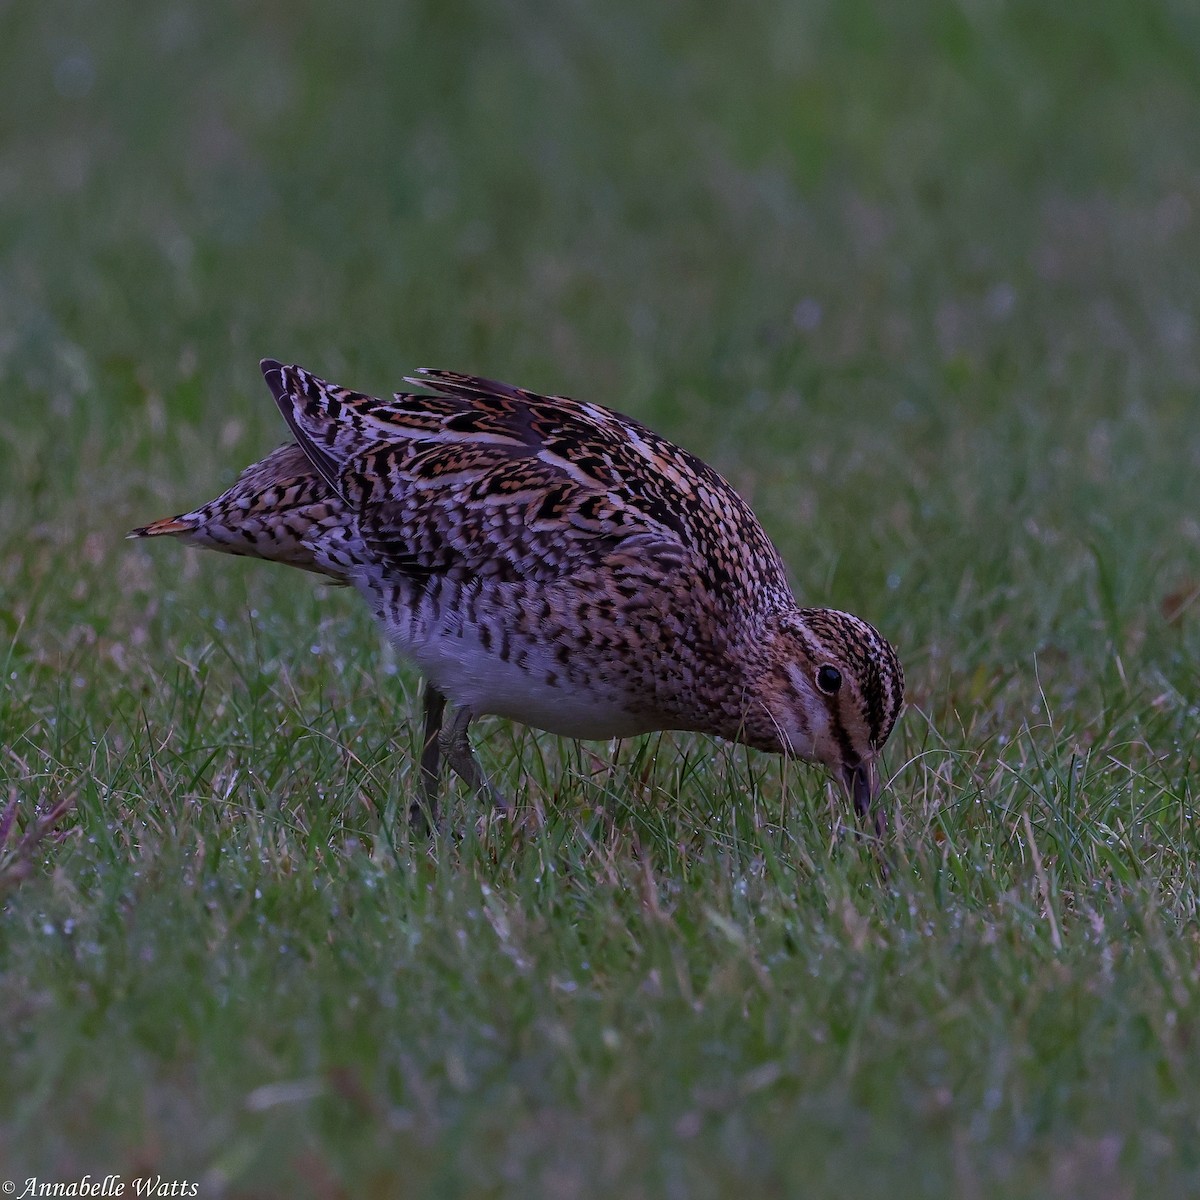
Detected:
left=750, top=607, right=904, bottom=828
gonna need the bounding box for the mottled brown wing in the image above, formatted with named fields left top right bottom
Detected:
left=409, top=371, right=795, bottom=607
left=264, top=360, right=793, bottom=607
left=341, top=435, right=694, bottom=587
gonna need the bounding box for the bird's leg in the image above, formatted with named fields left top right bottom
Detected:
left=410, top=682, right=446, bottom=832
left=440, top=703, right=508, bottom=814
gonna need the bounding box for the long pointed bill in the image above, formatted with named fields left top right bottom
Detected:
left=843, top=760, right=884, bottom=835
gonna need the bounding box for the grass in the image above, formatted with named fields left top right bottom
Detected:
left=3, top=0, right=1200, bottom=1194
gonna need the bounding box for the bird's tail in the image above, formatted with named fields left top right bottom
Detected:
left=127, top=442, right=358, bottom=582
left=128, top=516, right=197, bottom=538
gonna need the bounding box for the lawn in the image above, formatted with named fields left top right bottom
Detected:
left=3, top=0, right=1200, bottom=1195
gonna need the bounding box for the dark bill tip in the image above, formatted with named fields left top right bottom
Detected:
left=845, top=762, right=871, bottom=817
left=844, top=761, right=885, bottom=836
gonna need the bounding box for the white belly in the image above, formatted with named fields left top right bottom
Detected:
left=403, top=627, right=658, bottom=740
left=359, top=574, right=675, bottom=739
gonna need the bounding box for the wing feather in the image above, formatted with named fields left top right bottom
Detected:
left=259, top=361, right=791, bottom=607
left=345, top=438, right=689, bottom=587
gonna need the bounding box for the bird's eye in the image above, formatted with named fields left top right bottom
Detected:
left=816, top=665, right=842, bottom=695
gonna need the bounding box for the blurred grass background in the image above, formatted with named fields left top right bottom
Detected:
left=3, top=0, right=1200, bottom=1195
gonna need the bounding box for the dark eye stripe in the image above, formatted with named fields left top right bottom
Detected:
left=791, top=608, right=904, bottom=749
left=864, top=667, right=886, bottom=747
left=828, top=705, right=857, bottom=771
left=870, top=648, right=904, bottom=747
